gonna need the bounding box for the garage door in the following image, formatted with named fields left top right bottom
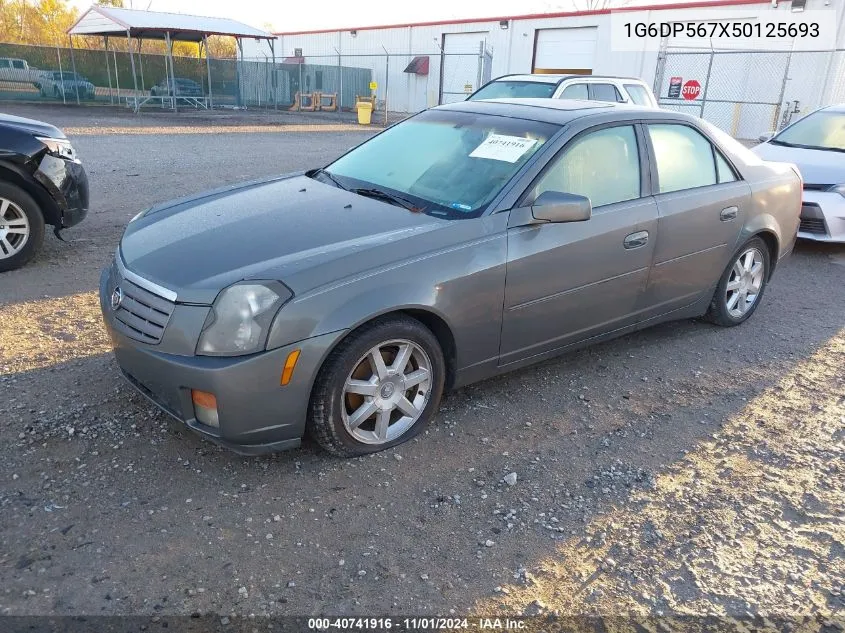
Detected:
left=533, top=27, right=597, bottom=74
left=440, top=31, right=488, bottom=104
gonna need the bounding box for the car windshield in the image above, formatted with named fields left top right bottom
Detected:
left=772, top=110, right=845, bottom=152
left=321, top=109, right=559, bottom=219
left=469, top=80, right=558, bottom=100
left=56, top=72, right=79, bottom=79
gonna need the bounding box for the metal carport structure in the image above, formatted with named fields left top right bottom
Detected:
left=67, top=5, right=276, bottom=111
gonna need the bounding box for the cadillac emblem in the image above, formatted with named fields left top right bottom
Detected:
left=110, top=286, right=124, bottom=311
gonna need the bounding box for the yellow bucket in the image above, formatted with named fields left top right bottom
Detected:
left=356, top=101, right=373, bottom=125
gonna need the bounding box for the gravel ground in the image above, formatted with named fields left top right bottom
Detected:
left=0, top=104, right=843, bottom=622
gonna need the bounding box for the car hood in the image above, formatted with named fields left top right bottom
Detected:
left=752, top=142, right=845, bottom=185
left=0, top=112, right=64, bottom=138
left=120, top=174, right=450, bottom=304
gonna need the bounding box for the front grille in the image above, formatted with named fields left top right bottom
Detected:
left=113, top=277, right=175, bottom=344
left=799, top=217, right=828, bottom=235
left=803, top=183, right=832, bottom=191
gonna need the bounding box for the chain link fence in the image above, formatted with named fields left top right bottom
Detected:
left=654, top=47, right=845, bottom=140
left=0, top=41, right=489, bottom=122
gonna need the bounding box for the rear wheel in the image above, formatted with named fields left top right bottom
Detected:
left=308, top=315, right=446, bottom=456
left=705, top=237, right=770, bottom=327
left=0, top=183, right=45, bottom=272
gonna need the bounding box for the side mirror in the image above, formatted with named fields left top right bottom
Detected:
left=758, top=133, right=773, bottom=143
left=531, top=191, right=592, bottom=223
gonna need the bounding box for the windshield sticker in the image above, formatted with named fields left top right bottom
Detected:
left=450, top=202, right=473, bottom=211
left=469, top=134, right=538, bottom=163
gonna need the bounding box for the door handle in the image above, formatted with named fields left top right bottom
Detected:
left=624, top=231, right=649, bottom=249
left=720, top=206, right=738, bottom=221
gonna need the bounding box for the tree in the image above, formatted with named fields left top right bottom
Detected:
left=0, top=0, right=237, bottom=57
left=0, top=0, right=77, bottom=45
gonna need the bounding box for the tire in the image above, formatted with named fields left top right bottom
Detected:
left=307, top=315, right=446, bottom=457
left=0, top=182, right=45, bottom=272
left=704, top=237, right=770, bottom=327
left=53, top=87, right=61, bottom=100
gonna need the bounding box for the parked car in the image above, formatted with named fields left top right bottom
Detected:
left=0, top=57, right=45, bottom=87
left=752, top=104, right=845, bottom=242
left=468, top=74, right=658, bottom=107
left=100, top=99, right=800, bottom=457
left=37, top=71, right=96, bottom=100
left=0, top=112, right=89, bottom=271
left=150, top=78, right=203, bottom=98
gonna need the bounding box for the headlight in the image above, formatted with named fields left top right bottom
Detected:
left=197, top=282, right=292, bottom=356
left=827, top=184, right=845, bottom=197
left=36, top=136, right=76, bottom=161
left=129, top=209, right=148, bottom=223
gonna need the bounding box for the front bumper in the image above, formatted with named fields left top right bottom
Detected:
left=799, top=191, right=845, bottom=243
left=99, top=266, right=346, bottom=454
left=34, top=154, right=89, bottom=228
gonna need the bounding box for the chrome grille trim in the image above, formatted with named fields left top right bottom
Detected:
left=110, top=260, right=176, bottom=344
left=116, top=250, right=178, bottom=302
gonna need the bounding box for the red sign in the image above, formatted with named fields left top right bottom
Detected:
left=682, top=79, right=701, bottom=100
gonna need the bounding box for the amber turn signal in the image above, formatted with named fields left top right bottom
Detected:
left=191, top=389, right=217, bottom=409
left=281, top=349, right=301, bottom=386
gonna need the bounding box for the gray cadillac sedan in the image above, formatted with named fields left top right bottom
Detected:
left=99, top=99, right=801, bottom=457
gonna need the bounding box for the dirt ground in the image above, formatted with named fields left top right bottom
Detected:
left=0, top=103, right=843, bottom=624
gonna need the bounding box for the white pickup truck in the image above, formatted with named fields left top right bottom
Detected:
left=0, top=58, right=46, bottom=86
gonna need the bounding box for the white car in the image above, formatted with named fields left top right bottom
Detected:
left=0, top=58, right=45, bottom=86
left=467, top=74, right=657, bottom=107
left=753, top=104, right=845, bottom=242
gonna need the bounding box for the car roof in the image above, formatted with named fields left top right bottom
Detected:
left=489, top=74, right=647, bottom=85
left=821, top=103, right=845, bottom=113
left=435, top=97, right=664, bottom=124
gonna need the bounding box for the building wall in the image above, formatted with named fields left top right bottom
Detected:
left=243, top=0, right=845, bottom=116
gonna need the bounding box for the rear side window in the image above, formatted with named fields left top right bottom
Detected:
left=0, top=60, right=9, bottom=69
left=648, top=124, right=721, bottom=193
left=532, top=125, right=641, bottom=208
left=624, top=83, right=653, bottom=106
left=589, top=83, right=623, bottom=103
left=715, top=151, right=737, bottom=183
left=560, top=83, right=588, bottom=100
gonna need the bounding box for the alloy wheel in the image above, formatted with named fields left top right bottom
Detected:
left=725, top=247, right=764, bottom=319
left=341, top=339, right=432, bottom=445
left=0, top=198, right=30, bottom=259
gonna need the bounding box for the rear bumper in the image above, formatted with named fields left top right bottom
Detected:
left=99, top=267, right=346, bottom=455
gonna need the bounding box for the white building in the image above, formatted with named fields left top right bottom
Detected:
left=243, top=0, right=845, bottom=136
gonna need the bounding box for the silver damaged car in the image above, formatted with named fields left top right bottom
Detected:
left=99, top=99, right=801, bottom=456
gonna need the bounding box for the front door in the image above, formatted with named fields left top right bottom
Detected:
left=500, top=123, right=657, bottom=366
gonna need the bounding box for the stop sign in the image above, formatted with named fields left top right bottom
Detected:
left=682, top=80, right=701, bottom=100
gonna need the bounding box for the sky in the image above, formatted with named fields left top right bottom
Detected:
left=67, top=0, right=619, bottom=34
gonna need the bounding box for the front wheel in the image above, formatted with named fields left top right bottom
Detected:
left=0, top=183, right=45, bottom=272
left=308, top=315, right=446, bottom=456
left=705, top=237, right=770, bottom=327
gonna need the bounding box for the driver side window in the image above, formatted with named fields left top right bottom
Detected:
left=531, top=125, right=641, bottom=209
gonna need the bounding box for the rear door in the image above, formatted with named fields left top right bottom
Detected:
left=500, top=122, right=658, bottom=366
left=640, top=122, right=751, bottom=316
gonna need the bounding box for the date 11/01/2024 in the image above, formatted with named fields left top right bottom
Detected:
left=308, top=618, right=526, bottom=630
left=623, top=21, right=820, bottom=39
